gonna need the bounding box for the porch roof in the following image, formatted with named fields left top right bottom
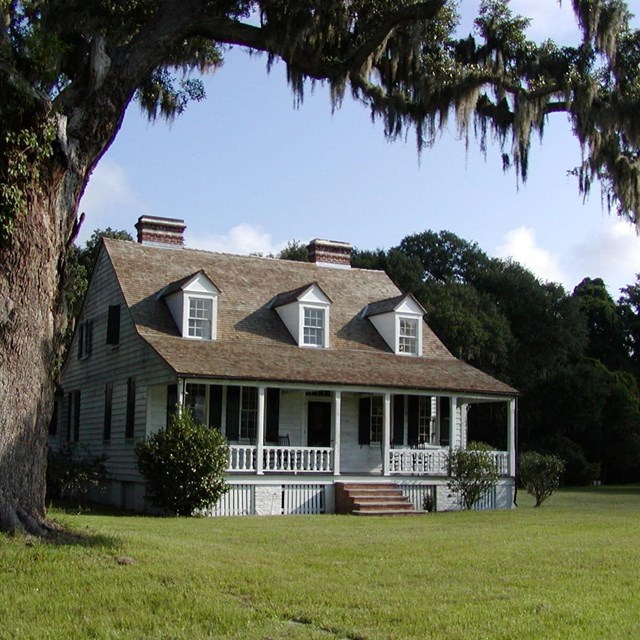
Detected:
left=142, top=334, right=516, bottom=396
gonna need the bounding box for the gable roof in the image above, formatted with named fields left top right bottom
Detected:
left=364, top=293, right=426, bottom=318
left=270, top=282, right=332, bottom=308
left=102, top=239, right=516, bottom=397
left=157, top=269, right=219, bottom=299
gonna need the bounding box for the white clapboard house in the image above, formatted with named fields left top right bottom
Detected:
left=53, top=216, right=518, bottom=515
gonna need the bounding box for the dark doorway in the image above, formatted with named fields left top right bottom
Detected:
left=307, top=401, right=331, bottom=447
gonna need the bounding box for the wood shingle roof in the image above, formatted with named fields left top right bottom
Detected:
left=103, top=239, right=516, bottom=397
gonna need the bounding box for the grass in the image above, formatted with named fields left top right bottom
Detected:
left=1, top=487, right=640, bottom=639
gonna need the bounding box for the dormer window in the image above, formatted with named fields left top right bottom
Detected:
left=398, top=317, right=418, bottom=355
left=303, top=307, right=325, bottom=347
left=364, top=293, right=425, bottom=356
left=271, top=282, right=332, bottom=349
left=188, top=297, right=213, bottom=339
left=158, top=270, right=220, bottom=341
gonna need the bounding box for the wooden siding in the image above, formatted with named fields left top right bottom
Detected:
left=59, top=248, right=175, bottom=483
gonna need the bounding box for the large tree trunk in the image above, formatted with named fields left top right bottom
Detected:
left=0, top=163, right=78, bottom=535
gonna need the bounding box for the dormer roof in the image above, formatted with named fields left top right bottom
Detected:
left=157, top=270, right=220, bottom=299
left=270, top=282, right=332, bottom=309
left=363, top=293, right=426, bottom=318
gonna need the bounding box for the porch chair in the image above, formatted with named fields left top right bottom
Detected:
left=278, top=434, right=291, bottom=446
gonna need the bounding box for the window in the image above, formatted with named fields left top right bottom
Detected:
left=103, top=382, right=113, bottom=441
left=77, top=319, right=93, bottom=359
left=370, top=396, right=383, bottom=443
left=106, top=305, right=120, bottom=346
left=303, top=307, right=325, bottom=347
left=417, top=396, right=433, bottom=444
left=125, top=377, right=135, bottom=438
left=398, top=318, right=418, bottom=355
left=185, top=383, right=207, bottom=424
left=187, top=297, right=213, bottom=339
left=240, top=387, right=258, bottom=440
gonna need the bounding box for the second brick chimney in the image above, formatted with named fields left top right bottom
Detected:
left=135, top=215, right=186, bottom=248
left=307, top=239, right=352, bottom=268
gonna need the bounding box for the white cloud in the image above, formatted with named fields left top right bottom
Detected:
left=186, top=223, right=287, bottom=256
left=496, top=220, right=640, bottom=296
left=77, top=159, right=144, bottom=242
left=496, top=226, right=567, bottom=285
left=566, top=218, right=640, bottom=295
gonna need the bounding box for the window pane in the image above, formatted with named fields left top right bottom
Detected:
left=370, top=396, right=383, bottom=443
left=303, top=307, right=324, bottom=346
left=185, top=383, right=207, bottom=425
left=399, top=318, right=418, bottom=354
left=188, top=298, right=213, bottom=339
left=418, top=396, right=433, bottom=444
left=240, top=387, right=258, bottom=440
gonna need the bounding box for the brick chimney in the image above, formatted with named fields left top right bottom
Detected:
left=307, top=239, right=352, bottom=268
left=135, top=216, right=186, bottom=248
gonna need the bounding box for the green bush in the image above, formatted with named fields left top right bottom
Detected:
left=135, top=410, right=228, bottom=516
left=46, top=444, right=109, bottom=503
left=447, top=442, right=500, bottom=510
left=519, top=451, right=565, bottom=507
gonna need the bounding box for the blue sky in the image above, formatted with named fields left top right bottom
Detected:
left=79, top=0, right=640, bottom=297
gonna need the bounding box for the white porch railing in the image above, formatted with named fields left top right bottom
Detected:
left=389, top=448, right=511, bottom=476
left=227, top=445, right=333, bottom=473
left=388, top=448, right=449, bottom=475
left=489, top=451, right=510, bottom=476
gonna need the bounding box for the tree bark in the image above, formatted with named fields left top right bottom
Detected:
left=0, top=156, right=80, bottom=535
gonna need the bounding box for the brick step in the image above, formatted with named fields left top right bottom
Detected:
left=352, top=501, right=415, bottom=510
left=353, top=509, right=427, bottom=516
left=338, top=483, right=399, bottom=491
left=349, top=496, right=412, bottom=505
left=345, top=491, right=406, bottom=499
left=335, top=482, right=420, bottom=515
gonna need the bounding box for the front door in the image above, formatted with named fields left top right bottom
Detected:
left=307, top=401, right=331, bottom=447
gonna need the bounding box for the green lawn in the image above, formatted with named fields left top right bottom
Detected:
left=2, top=487, right=640, bottom=640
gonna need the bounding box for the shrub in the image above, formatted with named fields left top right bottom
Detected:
left=519, top=451, right=565, bottom=507
left=46, top=444, right=109, bottom=504
left=447, top=442, right=500, bottom=510
left=135, top=409, right=228, bottom=516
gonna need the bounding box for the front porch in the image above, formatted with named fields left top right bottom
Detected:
left=156, top=379, right=516, bottom=480
left=227, top=443, right=511, bottom=476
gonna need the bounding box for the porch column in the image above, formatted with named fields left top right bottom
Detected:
left=256, top=386, right=266, bottom=475
left=507, top=398, right=516, bottom=477
left=332, top=391, right=341, bottom=476
left=177, top=378, right=185, bottom=416
left=449, top=396, right=457, bottom=449
left=382, top=392, right=391, bottom=476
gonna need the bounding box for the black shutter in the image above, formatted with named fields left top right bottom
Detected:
left=87, top=319, right=93, bottom=355
left=125, top=377, right=135, bottom=438
left=225, top=386, right=240, bottom=441
left=73, top=390, right=81, bottom=442
left=103, top=382, right=113, bottom=441
left=107, top=305, right=121, bottom=345
left=208, top=385, right=223, bottom=430
left=77, top=323, right=84, bottom=359
left=358, top=397, right=371, bottom=445
left=66, top=392, right=72, bottom=441
left=166, top=384, right=178, bottom=424
left=392, top=395, right=405, bottom=446
left=408, top=395, right=419, bottom=446
left=266, top=388, right=280, bottom=443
